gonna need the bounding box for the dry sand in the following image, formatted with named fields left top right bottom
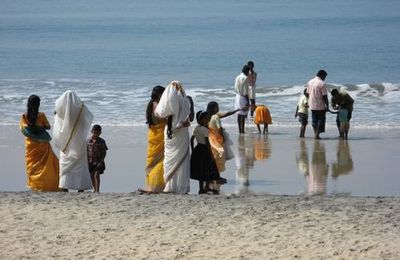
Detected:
left=1, top=192, right=399, bottom=259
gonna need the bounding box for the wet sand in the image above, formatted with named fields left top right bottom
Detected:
left=2, top=124, right=399, bottom=196
left=1, top=124, right=400, bottom=259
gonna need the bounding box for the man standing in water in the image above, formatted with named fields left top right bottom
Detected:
left=306, top=70, right=329, bottom=139
left=234, top=65, right=250, bottom=134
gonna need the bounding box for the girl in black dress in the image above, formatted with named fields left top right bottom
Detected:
left=190, top=111, right=220, bottom=194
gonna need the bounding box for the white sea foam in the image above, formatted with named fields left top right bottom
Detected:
left=1, top=79, right=400, bottom=128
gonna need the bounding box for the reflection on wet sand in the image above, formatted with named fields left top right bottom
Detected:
left=308, top=141, right=329, bottom=195
left=296, top=139, right=355, bottom=195
left=332, top=141, right=354, bottom=178
left=235, top=135, right=271, bottom=193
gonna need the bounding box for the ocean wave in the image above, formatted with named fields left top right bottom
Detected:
left=1, top=79, right=399, bottom=128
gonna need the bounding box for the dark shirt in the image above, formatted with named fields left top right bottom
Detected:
left=331, top=92, right=354, bottom=112
left=87, top=137, right=108, bottom=165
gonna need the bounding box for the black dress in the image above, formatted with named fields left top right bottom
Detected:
left=190, top=143, right=220, bottom=181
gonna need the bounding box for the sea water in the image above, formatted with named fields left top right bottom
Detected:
left=1, top=0, right=400, bottom=128
left=1, top=0, right=400, bottom=195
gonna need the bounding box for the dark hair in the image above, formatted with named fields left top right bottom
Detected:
left=206, top=101, right=218, bottom=115
left=92, top=124, right=102, bottom=132
left=331, top=89, right=339, bottom=96
left=242, top=65, right=250, bottom=76
left=247, top=61, right=254, bottom=71
left=187, top=95, right=194, bottom=122
left=198, top=111, right=210, bottom=125
left=27, top=95, right=40, bottom=127
left=317, top=69, right=328, bottom=80
left=146, top=85, right=165, bottom=127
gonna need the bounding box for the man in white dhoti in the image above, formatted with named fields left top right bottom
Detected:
left=53, top=90, right=93, bottom=191
left=155, top=81, right=191, bottom=194
left=234, top=65, right=250, bottom=134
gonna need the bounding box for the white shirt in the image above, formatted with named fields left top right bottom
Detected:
left=234, top=72, right=249, bottom=96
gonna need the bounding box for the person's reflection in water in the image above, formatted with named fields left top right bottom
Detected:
left=234, top=135, right=271, bottom=194
left=331, top=140, right=354, bottom=179
left=307, top=140, right=329, bottom=195
left=296, top=139, right=310, bottom=177
left=235, top=136, right=252, bottom=193
left=254, top=135, right=271, bottom=161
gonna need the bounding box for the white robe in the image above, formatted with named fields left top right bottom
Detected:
left=155, top=81, right=191, bottom=194
left=53, top=90, right=93, bottom=190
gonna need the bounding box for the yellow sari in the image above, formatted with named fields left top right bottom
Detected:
left=20, top=112, right=59, bottom=191
left=145, top=121, right=166, bottom=192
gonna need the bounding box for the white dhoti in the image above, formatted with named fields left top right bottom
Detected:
left=235, top=94, right=248, bottom=116
left=248, top=85, right=256, bottom=100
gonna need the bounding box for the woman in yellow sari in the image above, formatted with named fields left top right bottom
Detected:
left=20, top=95, right=59, bottom=191
left=143, top=86, right=166, bottom=193
left=206, top=101, right=240, bottom=173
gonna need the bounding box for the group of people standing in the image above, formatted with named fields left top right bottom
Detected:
left=295, top=69, right=354, bottom=140
left=20, top=91, right=107, bottom=192
left=20, top=65, right=354, bottom=194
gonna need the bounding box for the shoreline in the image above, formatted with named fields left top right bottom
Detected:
left=1, top=192, right=400, bottom=259
left=1, top=124, right=400, bottom=195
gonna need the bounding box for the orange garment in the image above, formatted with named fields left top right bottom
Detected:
left=20, top=113, right=59, bottom=191
left=208, top=126, right=226, bottom=172
left=254, top=105, right=272, bottom=125
left=145, top=121, right=166, bottom=192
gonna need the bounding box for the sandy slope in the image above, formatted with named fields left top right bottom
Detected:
left=1, top=192, right=399, bottom=259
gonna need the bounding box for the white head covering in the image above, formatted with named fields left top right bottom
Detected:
left=155, top=81, right=191, bottom=129
left=53, top=90, right=93, bottom=160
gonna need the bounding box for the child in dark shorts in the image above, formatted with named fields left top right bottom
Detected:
left=87, top=124, right=108, bottom=192
left=295, top=89, right=309, bottom=138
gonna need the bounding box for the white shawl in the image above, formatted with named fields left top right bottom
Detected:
left=53, top=90, right=93, bottom=190
left=155, top=81, right=191, bottom=193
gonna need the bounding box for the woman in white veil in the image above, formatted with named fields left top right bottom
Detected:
left=155, top=81, right=191, bottom=194
left=53, top=90, right=93, bottom=191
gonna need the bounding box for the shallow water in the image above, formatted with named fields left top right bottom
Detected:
left=2, top=125, right=400, bottom=196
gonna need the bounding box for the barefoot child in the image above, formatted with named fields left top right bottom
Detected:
left=330, top=107, right=350, bottom=140
left=295, top=89, right=309, bottom=138
left=253, top=104, right=272, bottom=134
left=190, top=111, right=220, bottom=194
left=87, top=124, right=108, bottom=192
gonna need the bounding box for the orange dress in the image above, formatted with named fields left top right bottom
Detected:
left=254, top=105, right=272, bottom=125
left=20, top=112, right=60, bottom=191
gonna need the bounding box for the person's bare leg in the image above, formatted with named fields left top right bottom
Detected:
left=257, top=124, right=261, bottom=134
left=264, top=123, right=268, bottom=134
left=94, top=172, right=100, bottom=192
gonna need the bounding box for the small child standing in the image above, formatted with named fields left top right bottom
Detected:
left=87, top=124, right=108, bottom=192
left=253, top=104, right=272, bottom=134
left=337, top=107, right=350, bottom=140
left=190, top=111, right=220, bottom=194
left=295, top=89, right=309, bottom=138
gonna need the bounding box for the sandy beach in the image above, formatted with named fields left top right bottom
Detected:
left=1, top=124, right=400, bottom=259
left=1, top=192, right=400, bottom=259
